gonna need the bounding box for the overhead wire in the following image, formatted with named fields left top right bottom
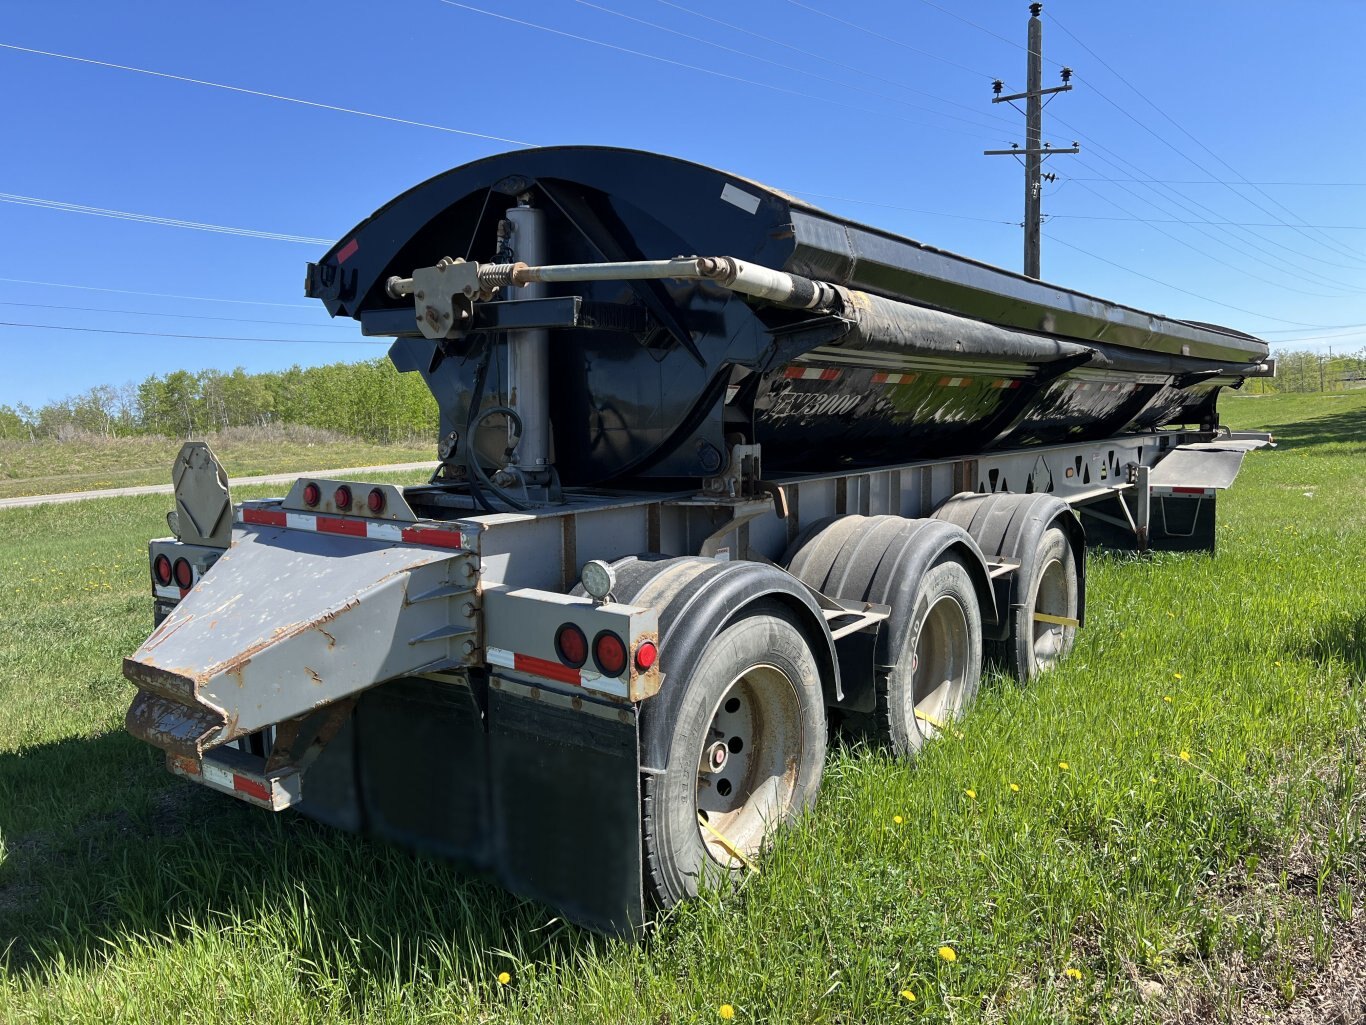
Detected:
left=0, top=276, right=314, bottom=309
left=0, top=299, right=356, bottom=330
left=0, top=320, right=386, bottom=345
left=782, top=0, right=996, bottom=80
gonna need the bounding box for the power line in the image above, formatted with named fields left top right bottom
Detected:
left=0, top=276, right=313, bottom=309
left=0, top=300, right=355, bottom=330
left=783, top=0, right=996, bottom=80
left=439, top=1, right=1004, bottom=143
left=1048, top=211, right=1366, bottom=231
left=1067, top=178, right=1366, bottom=187
left=578, top=0, right=1016, bottom=136
left=0, top=192, right=333, bottom=245
left=0, top=41, right=533, bottom=147
left=0, top=320, right=386, bottom=345
left=1043, top=232, right=1346, bottom=328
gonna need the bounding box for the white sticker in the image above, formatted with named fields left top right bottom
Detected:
left=720, top=183, right=760, bottom=215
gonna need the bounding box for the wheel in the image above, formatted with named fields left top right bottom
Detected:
left=878, top=554, right=983, bottom=757
left=993, top=526, right=1078, bottom=681
left=641, top=607, right=826, bottom=909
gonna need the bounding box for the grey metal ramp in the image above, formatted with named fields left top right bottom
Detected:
left=124, top=525, right=473, bottom=759
left=1149, top=445, right=1252, bottom=490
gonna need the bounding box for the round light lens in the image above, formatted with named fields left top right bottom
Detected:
left=173, top=557, right=193, bottom=589
left=302, top=482, right=321, bottom=507
left=367, top=488, right=386, bottom=514
left=555, top=623, right=588, bottom=668
left=593, top=631, right=628, bottom=677
left=333, top=485, right=352, bottom=510
left=153, top=554, right=173, bottom=586
left=635, top=640, right=659, bottom=672
left=580, top=559, right=616, bottom=600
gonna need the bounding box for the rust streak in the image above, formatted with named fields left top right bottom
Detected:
left=305, top=666, right=323, bottom=686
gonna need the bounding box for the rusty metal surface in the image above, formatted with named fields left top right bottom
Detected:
left=124, top=523, right=475, bottom=753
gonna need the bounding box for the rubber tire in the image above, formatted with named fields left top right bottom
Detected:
left=641, top=607, right=826, bottom=909
left=991, top=526, right=1078, bottom=682
left=878, top=555, right=983, bottom=758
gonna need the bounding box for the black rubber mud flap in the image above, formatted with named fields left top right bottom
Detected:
left=488, top=682, right=644, bottom=936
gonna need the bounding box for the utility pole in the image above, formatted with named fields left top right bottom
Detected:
left=984, top=3, right=1079, bottom=279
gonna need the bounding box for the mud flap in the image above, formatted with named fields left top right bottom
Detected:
left=488, top=679, right=644, bottom=935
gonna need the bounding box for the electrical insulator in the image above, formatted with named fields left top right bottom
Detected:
left=1061, top=66, right=1073, bottom=83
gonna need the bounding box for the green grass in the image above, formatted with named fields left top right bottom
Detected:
left=1, top=394, right=1362, bottom=1023
left=0, top=426, right=432, bottom=499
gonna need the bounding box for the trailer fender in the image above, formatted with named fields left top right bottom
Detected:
left=784, top=515, right=995, bottom=713
left=931, top=492, right=1087, bottom=639
left=597, top=556, right=840, bottom=771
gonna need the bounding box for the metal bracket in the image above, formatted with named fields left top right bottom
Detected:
left=387, top=257, right=482, bottom=340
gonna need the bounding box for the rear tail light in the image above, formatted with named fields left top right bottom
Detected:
left=333, top=485, right=352, bottom=510
left=593, top=630, right=628, bottom=677
left=367, top=488, right=386, bottom=514
left=302, top=482, right=321, bottom=507
left=153, top=554, right=173, bottom=586
left=635, top=640, right=659, bottom=672
left=555, top=623, right=588, bottom=668
left=173, top=557, right=193, bottom=589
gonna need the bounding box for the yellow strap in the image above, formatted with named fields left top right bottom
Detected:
left=914, top=709, right=948, bottom=731
left=1033, top=611, right=1080, bottom=628
left=697, top=813, right=759, bottom=874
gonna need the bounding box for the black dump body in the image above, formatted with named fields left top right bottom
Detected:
left=306, top=146, right=1268, bottom=487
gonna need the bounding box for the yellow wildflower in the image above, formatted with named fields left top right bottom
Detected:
left=1058, top=761, right=1069, bottom=771
left=718, top=1005, right=735, bottom=1020
left=1009, top=783, right=1020, bottom=793
left=1179, top=751, right=1191, bottom=762
left=1065, top=967, right=1082, bottom=981
left=965, top=789, right=977, bottom=800
left=1150, top=776, right=1159, bottom=783
left=900, top=989, right=916, bottom=1002
left=1162, top=695, right=1173, bottom=703
left=938, top=946, right=957, bottom=962
left=893, top=814, right=904, bottom=825
left=496, top=971, right=511, bottom=985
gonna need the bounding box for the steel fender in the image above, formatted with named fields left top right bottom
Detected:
left=598, top=556, right=839, bottom=771
left=931, top=492, right=1087, bottom=634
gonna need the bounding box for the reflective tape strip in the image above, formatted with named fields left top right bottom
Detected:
left=1152, top=486, right=1214, bottom=498
left=487, top=645, right=629, bottom=698
left=1033, top=612, right=1080, bottom=628
left=783, top=366, right=840, bottom=380
left=872, top=372, right=918, bottom=385
left=239, top=507, right=463, bottom=549
left=195, top=759, right=271, bottom=802
left=991, top=379, right=1021, bottom=389
left=937, top=376, right=971, bottom=388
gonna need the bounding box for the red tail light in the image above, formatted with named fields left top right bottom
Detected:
left=173, top=557, right=193, bottom=589
left=333, top=485, right=352, bottom=510
left=593, top=631, right=628, bottom=677
left=367, top=488, right=386, bottom=514
left=635, top=640, right=659, bottom=672
left=302, top=482, right=321, bottom=507
left=555, top=623, right=588, bottom=668
left=153, top=554, right=173, bottom=586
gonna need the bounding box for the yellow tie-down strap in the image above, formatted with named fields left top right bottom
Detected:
left=1033, top=611, right=1080, bottom=628
left=697, top=813, right=759, bottom=874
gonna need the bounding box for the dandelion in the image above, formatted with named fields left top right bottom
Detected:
left=1150, top=776, right=1159, bottom=783
left=718, top=1004, right=735, bottom=1020
left=893, top=814, right=904, bottom=825
left=965, top=789, right=977, bottom=800
left=1162, top=695, right=1173, bottom=704
left=1179, top=751, right=1191, bottom=762
left=1009, top=783, right=1020, bottom=793
left=900, top=989, right=916, bottom=1002
left=938, top=946, right=957, bottom=963
left=496, top=971, right=511, bottom=986
left=1058, top=761, right=1069, bottom=771
left=1172, top=672, right=1183, bottom=680
left=1065, top=967, right=1083, bottom=981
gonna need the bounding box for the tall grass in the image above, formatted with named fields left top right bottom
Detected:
left=0, top=394, right=1361, bottom=1023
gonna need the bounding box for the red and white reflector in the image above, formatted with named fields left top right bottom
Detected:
left=783, top=366, right=840, bottom=381
left=240, top=506, right=464, bottom=550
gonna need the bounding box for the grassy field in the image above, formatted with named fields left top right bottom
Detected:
left=0, top=393, right=1362, bottom=1024
left=0, top=425, right=432, bottom=499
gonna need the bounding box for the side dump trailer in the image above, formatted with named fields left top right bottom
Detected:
left=125, top=147, right=1272, bottom=934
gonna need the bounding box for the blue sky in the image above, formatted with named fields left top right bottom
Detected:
left=3, top=0, right=1364, bottom=408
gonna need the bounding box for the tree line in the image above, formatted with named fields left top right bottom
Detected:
left=0, top=359, right=439, bottom=443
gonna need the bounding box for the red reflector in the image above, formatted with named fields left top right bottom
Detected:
left=302, top=482, right=321, bottom=507
left=333, top=485, right=352, bottom=510
left=1171, top=486, right=1207, bottom=495
left=635, top=640, right=659, bottom=671
left=512, top=652, right=583, bottom=686
left=316, top=515, right=366, bottom=537
left=153, top=554, right=173, bottom=586
left=335, top=238, right=360, bottom=264
left=400, top=526, right=464, bottom=549
left=593, top=631, right=628, bottom=677
left=555, top=623, right=588, bottom=668
left=367, top=488, right=386, bottom=514
left=232, top=774, right=270, bottom=802
left=242, top=507, right=287, bottom=527
left=173, top=557, right=193, bottom=589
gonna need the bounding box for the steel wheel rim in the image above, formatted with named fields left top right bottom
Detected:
left=695, top=663, right=802, bottom=864
left=1032, top=557, right=1069, bottom=667
left=912, top=594, right=970, bottom=739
